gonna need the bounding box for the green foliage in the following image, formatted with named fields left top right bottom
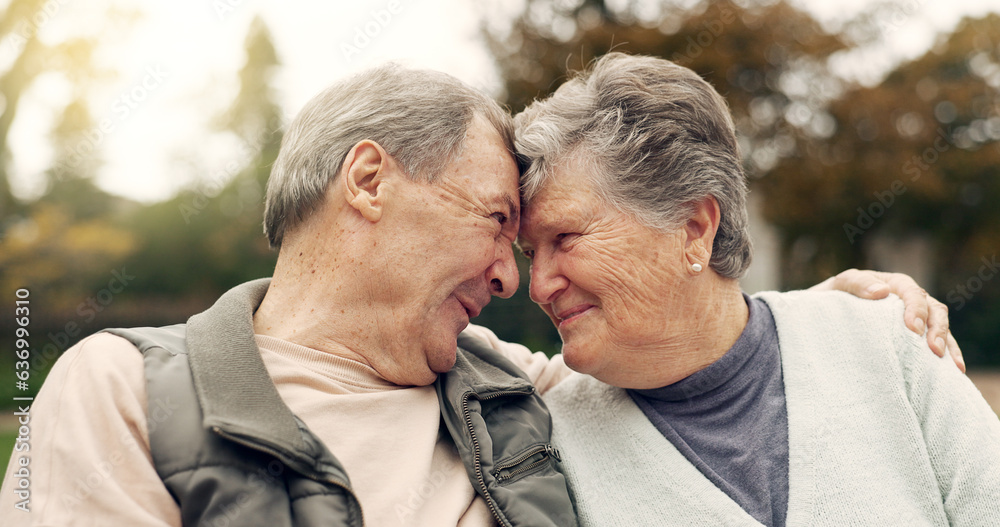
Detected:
left=0, top=15, right=283, bottom=364
left=121, top=16, right=283, bottom=304
left=0, top=4, right=996, bottom=371
left=0, top=428, right=17, bottom=478
left=486, top=0, right=1000, bottom=364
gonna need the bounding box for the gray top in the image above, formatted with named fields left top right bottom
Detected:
left=629, top=295, right=787, bottom=527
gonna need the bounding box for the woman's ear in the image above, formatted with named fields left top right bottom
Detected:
left=340, top=140, right=392, bottom=223
left=684, top=196, right=721, bottom=273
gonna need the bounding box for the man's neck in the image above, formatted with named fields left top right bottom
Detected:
left=253, top=239, right=379, bottom=370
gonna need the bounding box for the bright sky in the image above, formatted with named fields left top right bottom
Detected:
left=3, top=0, right=999, bottom=203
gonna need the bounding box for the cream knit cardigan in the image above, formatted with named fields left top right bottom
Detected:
left=544, top=291, right=1000, bottom=526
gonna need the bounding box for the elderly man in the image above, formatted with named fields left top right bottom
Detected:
left=0, top=63, right=956, bottom=527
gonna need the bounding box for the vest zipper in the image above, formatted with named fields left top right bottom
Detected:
left=212, top=426, right=365, bottom=526
left=461, top=387, right=535, bottom=527
left=493, top=443, right=561, bottom=484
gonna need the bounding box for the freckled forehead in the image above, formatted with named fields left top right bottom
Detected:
left=480, top=152, right=521, bottom=220
left=447, top=119, right=520, bottom=210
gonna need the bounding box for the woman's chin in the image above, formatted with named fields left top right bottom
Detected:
left=561, top=342, right=601, bottom=376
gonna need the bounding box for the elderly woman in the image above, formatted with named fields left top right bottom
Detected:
left=513, top=53, right=1000, bottom=526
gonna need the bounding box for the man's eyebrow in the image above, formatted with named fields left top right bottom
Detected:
left=503, top=194, right=520, bottom=225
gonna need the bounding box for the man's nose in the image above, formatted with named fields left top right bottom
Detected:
left=488, top=241, right=520, bottom=299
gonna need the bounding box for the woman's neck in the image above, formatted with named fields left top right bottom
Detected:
left=608, top=277, right=749, bottom=390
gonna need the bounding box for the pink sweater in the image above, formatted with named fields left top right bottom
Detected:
left=0, top=325, right=570, bottom=526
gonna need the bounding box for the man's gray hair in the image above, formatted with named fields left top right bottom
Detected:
left=264, top=63, right=514, bottom=248
left=515, top=52, right=752, bottom=279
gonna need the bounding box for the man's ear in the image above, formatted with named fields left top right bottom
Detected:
left=340, top=140, right=393, bottom=222
left=683, top=196, right=721, bottom=273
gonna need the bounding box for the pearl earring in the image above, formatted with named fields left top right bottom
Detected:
left=692, top=263, right=703, bottom=272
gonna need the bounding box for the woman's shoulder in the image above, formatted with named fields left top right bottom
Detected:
left=543, top=373, right=638, bottom=422
left=754, top=290, right=907, bottom=348
left=754, top=289, right=903, bottom=325
left=544, top=373, right=618, bottom=405
left=753, top=290, right=920, bottom=383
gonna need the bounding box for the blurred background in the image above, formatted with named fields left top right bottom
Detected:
left=1, top=0, right=999, bottom=470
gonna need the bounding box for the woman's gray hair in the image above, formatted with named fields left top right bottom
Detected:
left=264, top=63, right=514, bottom=248
left=515, top=52, right=752, bottom=279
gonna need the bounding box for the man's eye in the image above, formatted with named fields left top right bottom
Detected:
left=521, top=249, right=534, bottom=259
left=491, top=212, right=508, bottom=225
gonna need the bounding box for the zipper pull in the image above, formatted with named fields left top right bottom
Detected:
left=545, top=444, right=561, bottom=462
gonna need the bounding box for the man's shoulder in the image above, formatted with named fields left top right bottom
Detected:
left=458, top=325, right=572, bottom=392
left=62, top=331, right=146, bottom=369
left=49, top=324, right=195, bottom=402
left=103, top=324, right=189, bottom=355
left=38, top=331, right=149, bottom=410
left=453, top=329, right=534, bottom=385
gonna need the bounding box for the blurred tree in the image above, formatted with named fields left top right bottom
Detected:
left=483, top=0, right=1000, bottom=363
left=217, top=16, right=282, bottom=147
left=41, top=98, right=121, bottom=220
left=0, top=203, right=135, bottom=310
left=201, top=15, right=282, bottom=284
left=124, top=16, right=282, bottom=302
left=488, top=0, right=846, bottom=125
left=0, top=2, right=139, bottom=314
left=0, top=0, right=48, bottom=219
left=0, top=0, right=132, bottom=217
left=760, top=14, right=1000, bottom=364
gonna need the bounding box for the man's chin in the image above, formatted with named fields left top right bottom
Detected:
left=426, top=336, right=459, bottom=375
left=429, top=350, right=458, bottom=375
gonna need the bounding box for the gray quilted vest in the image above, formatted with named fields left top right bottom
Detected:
left=105, top=279, right=578, bottom=527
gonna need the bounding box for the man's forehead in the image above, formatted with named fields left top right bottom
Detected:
left=463, top=173, right=520, bottom=220
left=477, top=162, right=520, bottom=222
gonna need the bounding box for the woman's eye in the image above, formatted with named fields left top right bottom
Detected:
left=491, top=212, right=508, bottom=225
left=521, top=249, right=534, bottom=259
